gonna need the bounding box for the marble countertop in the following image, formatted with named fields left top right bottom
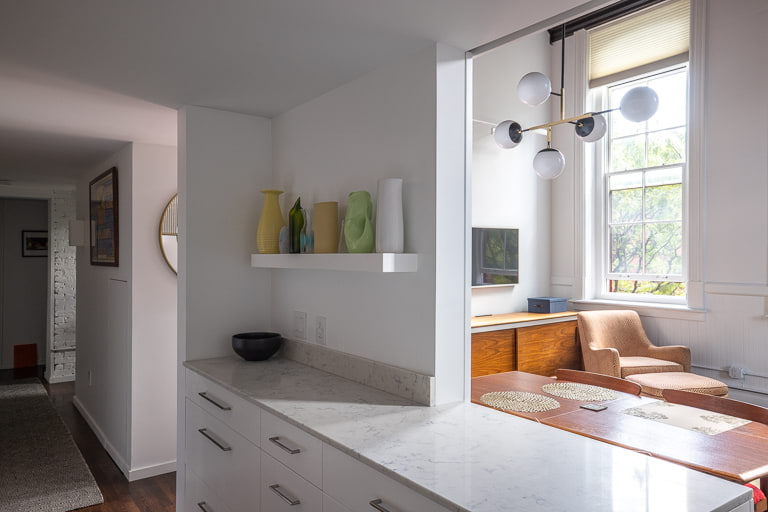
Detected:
left=184, top=357, right=752, bottom=512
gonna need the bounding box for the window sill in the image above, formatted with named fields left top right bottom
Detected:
left=569, top=299, right=707, bottom=321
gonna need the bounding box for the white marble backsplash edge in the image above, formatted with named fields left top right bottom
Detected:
left=280, top=338, right=435, bottom=406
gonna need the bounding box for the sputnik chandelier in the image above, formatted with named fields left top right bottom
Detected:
left=492, top=25, right=659, bottom=179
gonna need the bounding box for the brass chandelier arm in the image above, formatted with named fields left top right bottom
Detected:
left=520, top=107, right=619, bottom=134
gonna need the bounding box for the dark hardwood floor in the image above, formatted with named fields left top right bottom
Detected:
left=1, top=366, right=176, bottom=512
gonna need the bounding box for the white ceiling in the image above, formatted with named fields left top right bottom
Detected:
left=0, top=0, right=592, bottom=184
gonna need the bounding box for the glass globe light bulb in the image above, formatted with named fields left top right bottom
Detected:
left=492, top=120, right=523, bottom=149
left=517, top=72, right=552, bottom=106
left=575, top=114, right=607, bottom=142
left=533, top=147, right=565, bottom=180
left=620, top=86, right=659, bottom=123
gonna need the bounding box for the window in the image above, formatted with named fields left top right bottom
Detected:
left=597, top=66, right=688, bottom=300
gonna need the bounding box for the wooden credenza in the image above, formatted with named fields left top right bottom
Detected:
left=471, top=312, right=582, bottom=378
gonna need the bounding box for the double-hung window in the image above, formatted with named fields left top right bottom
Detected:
left=601, top=67, right=688, bottom=300
left=588, top=0, right=690, bottom=303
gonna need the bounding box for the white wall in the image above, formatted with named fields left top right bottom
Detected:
left=75, top=141, right=178, bottom=479
left=130, top=142, right=178, bottom=476
left=179, top=107, right=273, bottom=362
left=272, top=46, right=439, bottom=375
left=471, top=31, right=552, bottom=316
left=0, top=198, right=48, bottom=368
left=271, top=44, right=467, bottom=402
left=551, top=0, right=768, bottom=397
left=75, top=143, right=133, bottom=466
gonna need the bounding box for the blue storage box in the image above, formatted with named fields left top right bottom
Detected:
left=527, top=297, right=568, bottom=314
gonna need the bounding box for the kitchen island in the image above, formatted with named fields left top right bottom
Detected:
left=183, top=356, right=752, bottom=512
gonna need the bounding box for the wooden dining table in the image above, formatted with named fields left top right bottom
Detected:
left=472, top=371, right=768, bottom=490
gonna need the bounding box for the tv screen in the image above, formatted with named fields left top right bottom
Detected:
left=472, top=228, right=519, bottom=286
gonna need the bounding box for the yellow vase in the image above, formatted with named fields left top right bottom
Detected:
left=257, top=190, right=285, bottom=254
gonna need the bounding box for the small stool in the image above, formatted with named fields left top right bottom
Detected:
left=626, top=372, right=729, bottom=399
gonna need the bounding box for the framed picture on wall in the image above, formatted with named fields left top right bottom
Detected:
left=21, top=230, right=49, bottom=257
left=89, top=166, right=119, bottom=266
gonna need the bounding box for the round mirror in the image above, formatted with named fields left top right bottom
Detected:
left=159, top=194, right=178, bottom=274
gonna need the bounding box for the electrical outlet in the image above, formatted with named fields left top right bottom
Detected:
left=316, top=316, right=326, bottom=345
left=293, top=311, right=307, bottom=339
left=728, top=366, right=746, bottom=379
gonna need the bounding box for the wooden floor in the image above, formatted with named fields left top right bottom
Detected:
left=0, top=366, right=176, bottom=512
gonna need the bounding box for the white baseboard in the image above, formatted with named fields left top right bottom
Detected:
left=72, top=395, right=130, bottom=478
left=128, top=460, right=177, bottom=481
left=47, top=374, right=75, bottom=384
left=72, top=395, right=177, bottom=482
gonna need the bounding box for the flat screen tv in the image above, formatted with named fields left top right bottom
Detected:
left=472, top=228, right=519, bottom=286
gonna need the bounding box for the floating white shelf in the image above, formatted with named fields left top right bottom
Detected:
left=250, top=253, right=418, bottom=273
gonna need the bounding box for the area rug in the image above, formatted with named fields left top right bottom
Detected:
left=0, top=380, right=103, bottom=512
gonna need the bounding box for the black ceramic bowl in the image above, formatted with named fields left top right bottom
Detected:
left=232, top=332, right=283, bottom=361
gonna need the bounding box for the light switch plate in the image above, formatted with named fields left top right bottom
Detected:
left=316, top=316, right=326, bottom=345
left=293, top=311, right=307, bottom=339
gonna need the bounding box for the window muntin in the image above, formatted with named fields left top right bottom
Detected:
left=601, top=66, right=688, bottom=299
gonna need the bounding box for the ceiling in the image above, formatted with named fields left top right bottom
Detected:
left=0, top=0, right=593, bottom=184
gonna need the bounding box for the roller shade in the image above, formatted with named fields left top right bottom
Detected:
left=589, top=0, right=690, bottom=87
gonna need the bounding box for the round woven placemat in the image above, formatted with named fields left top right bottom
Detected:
left=479, top=391, right=561, bottom=413
left=541, top=382, right=618, bottom=402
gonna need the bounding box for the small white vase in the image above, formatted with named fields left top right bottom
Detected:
left=375, top=178, right=404, bottom=253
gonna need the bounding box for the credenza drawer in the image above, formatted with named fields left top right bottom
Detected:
left=261, top=410, right=323, bottom=487
left=261, top=452, right=322, bottom=512
left=185, top=399, right=260, bottom=512
left=185, top=467, right=233, bottom=512
left=323, top=445, right=451, bottom=512
left=186, top=369, right=261, bottom=445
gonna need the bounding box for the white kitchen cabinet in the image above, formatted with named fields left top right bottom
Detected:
left=184, top=370, right=460, bottom=512
left=261, top=452, right=323, bottom=512
left=322, top=494, right=352, bottom=512
left=186, top=369, right=261, bottom=445
left=323, top=445, right=451, bottom=512
left=185, top=399, right=261, bottom=512
left=185, top=468, right=234, bottom=512
left=261, top=409, right=323, bottom=487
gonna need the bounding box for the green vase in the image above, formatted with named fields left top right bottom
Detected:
left=289, top=198, right=304, bottom=254
left=344, top=191, right=374, bottom=253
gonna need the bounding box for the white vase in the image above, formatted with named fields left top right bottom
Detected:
left=375, top=178, right=404, bottom=253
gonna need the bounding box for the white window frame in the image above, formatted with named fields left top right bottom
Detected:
left=590, top=63, right=689, bottom=305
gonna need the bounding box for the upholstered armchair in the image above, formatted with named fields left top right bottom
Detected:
left=577, top=310, right=691, bottom=378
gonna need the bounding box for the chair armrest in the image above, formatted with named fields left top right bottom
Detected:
left=647, top=345, right=691, bottom=372
left=583, top=346, right=621, bottom=377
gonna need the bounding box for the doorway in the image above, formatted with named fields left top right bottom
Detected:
left=0, top=198, right=48, bottom=374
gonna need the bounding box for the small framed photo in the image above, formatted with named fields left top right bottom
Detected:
left=22, top=231, right=49, bottom=257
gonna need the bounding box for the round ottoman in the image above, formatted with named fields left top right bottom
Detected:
left=626, top=372, right=729, bottom=399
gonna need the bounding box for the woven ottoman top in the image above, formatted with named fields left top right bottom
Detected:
left=626, top=372, right=729, bottom=398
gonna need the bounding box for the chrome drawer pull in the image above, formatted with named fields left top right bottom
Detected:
left=198, top=428, right=232, bottom=452
left=198, top=391, right=232, bottom=411
left=197, top=502, right=213, bottom=512
left=369, top=498, right=393, bottom=511
left=269, top=484, right=301, bottom=506
left=269, top=436, right=301, bottom=454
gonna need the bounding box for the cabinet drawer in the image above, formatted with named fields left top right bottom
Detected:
left=185, top=399, right=260, bottom=512
left=323, top=445, right=451, bottom=512
left=261, top=452, right=322, bottom=512
left=323, top=494, right=352, bottom=512
left=185, top=467, right=233, bottom=512
left=186, top=369, right=261, bottom=445
left=261, top=410, right=323, bottom=487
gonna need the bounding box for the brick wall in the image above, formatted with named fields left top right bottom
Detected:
left=51, top=190, right=77, bottom=379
